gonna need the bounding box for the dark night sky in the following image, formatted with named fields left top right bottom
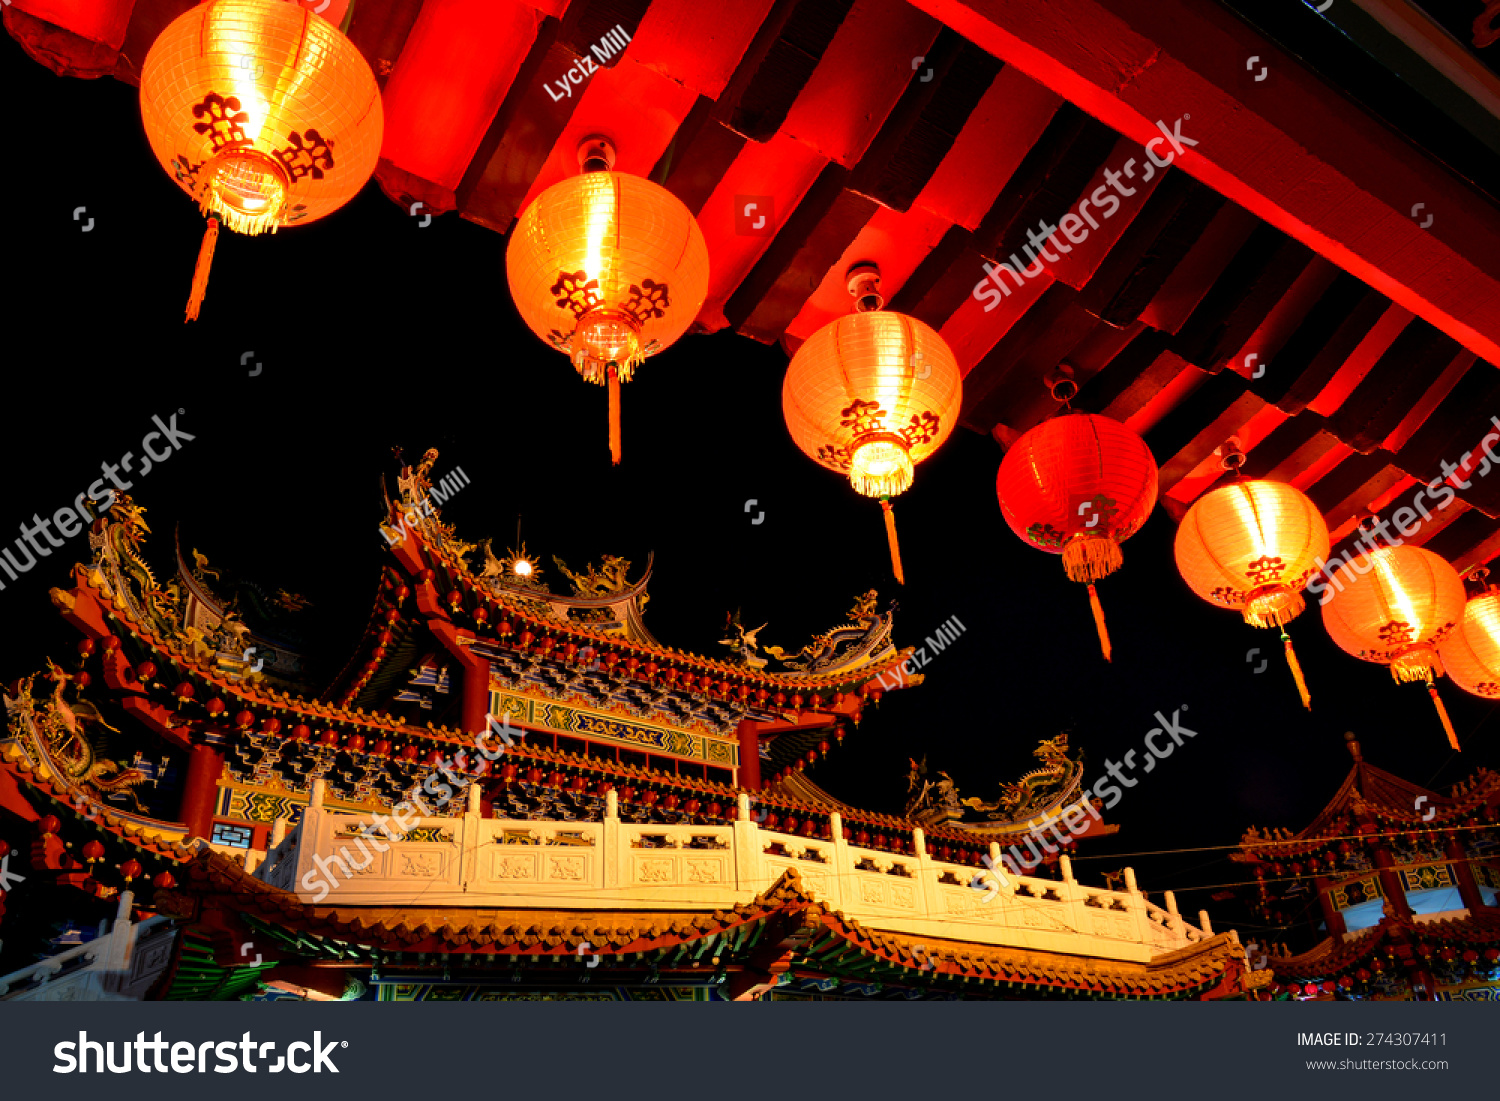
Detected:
left=2, top=33, right=1496, bottom=942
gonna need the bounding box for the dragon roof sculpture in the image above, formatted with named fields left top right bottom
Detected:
left=904, top=732, right=1114, bottom=841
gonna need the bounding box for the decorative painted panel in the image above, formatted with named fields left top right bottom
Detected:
left=489, top=689, right=737, bottom=766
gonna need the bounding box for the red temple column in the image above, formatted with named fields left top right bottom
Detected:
left=180, top=743, right=224, bottom=841
left=459, top=649, right=490, bottom=735
left=736, top=719, right=761, bottom=791
left=427, top=620, right=490, bottom=735
left=1372, top=843, right=1412, bottom=920
left=1445, top=834, right=1486, bottom=913
left=1314, top=877, right=1346, bottom=938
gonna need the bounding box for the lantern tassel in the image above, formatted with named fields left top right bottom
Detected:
left=607, top=365, right=621, bottom=465
left=185, top=216, right=219, bottom=323
left=881, top=498, right=904, bottom=585
left=1428, top=683, right=1460, bottom=751
left=1062, top=534, right=1123, bottom=584
left=1280, top=631, right=1311, bottom=710
left=1086, top=583, right=1112, bottom=663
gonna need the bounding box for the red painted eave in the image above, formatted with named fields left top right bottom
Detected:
left=907, top=0, right=1500, bottom=367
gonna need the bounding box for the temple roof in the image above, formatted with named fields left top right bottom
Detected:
left=360, top=451, right=914, bottom=700
left=1269, top=909, right=1500, bottom=985
left=1235, top=733, right=1500, bottom=859
left=39, top=462, right=918, bottom=807
left=157, top=848, right=1253, bottom=999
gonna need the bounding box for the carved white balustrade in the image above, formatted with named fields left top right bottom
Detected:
left=0, top=892, right=177, bottom=1001
left=254, top=783, right=1214, bottom=964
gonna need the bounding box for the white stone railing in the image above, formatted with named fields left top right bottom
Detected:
left=0, top=892, right=177, bottom=1001
left=256, top=784, right=1214, bottom=963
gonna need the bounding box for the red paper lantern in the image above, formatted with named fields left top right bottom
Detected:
left=1322, top=541, right=1467, bottom=748
left=506, top=137, right=710, bottom=465
left=82, top=840, right=105, bottom=863
left=120, top=859, right=143, bottom=882
left=153, top=871, right=177, bottom=890
left=1176, top=474, right=1328, bottom=708
left=997, top=411, right=1157, bottom=660
left=784, top=266, right=962, bottom=583
left=1439, top=574, right=1500, bottom=700
left=140, top=0, right=382, bottom=320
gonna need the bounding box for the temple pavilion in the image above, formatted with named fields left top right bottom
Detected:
left=0, top=452, right=1258, bottom=1001
left=1232, top=732, right=1500, bottom=1001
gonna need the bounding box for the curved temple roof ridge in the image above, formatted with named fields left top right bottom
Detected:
left=379, top=447, right=909, bottom=686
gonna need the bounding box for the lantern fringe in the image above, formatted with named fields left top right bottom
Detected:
left=882, top=499, right=904, bottom=585
left=1390, top=648, right=1441, bottom=684
left=186, top=217, right=219, bottom=323
left=1087, top=583, right=1112, bottom=663
left=608, top=366, right=622, bottom=466
left=1280, top=631, right=1311, bottom=710
left=194, top=177, right=280, bottom=237
left=1428, top=683, right=1460, bottom=751
left=852, top=467, right=914, bottom=499
left=1063, top=534, right=1123, bottom=584
left=575, top=349, right=642, bottom=386
left=1243, top=588, right=1305, bottom=629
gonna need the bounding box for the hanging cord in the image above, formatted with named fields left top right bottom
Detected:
left=1280, top=629, right=1311, bottom=710
left=607, top=363, right=622, bottom=465
left=880, top=498, right=904, bottom=585
left=186, top=216, right=219, bottom=323
left=1426, top=676, right=1460, bottom=751
left=1086, top=583, right=1111, bottom=663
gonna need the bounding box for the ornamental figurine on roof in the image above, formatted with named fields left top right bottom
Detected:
left=905, top=732, right=1099, bottom=842
left=387, top=449, right=902, bottom=676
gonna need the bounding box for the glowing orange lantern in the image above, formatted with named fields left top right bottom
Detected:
left=507, top=137, right=710, bottom=465
left=1321, top=539, right=1467, bottom=748
left=1437, top=569, right=1500, bottom=701
left=997, top=395, right=1157, bottom=661
left=140, top=0, right=383, bottom=320
left=1175, top=460, right=1328, bottom=708
left=783, top=265, right=962, bottom=583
